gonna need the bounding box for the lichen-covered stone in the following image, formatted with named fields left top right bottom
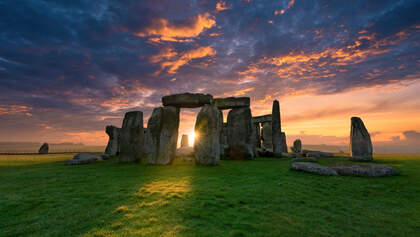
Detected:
left=291, top=162, right=338, bottom=176
left=329, top=164, right=398, bottom=177
left=261, top=121, right=272, bottom=150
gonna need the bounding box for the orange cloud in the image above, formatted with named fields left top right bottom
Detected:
left=216, top=1, right=229, bottom=12
left=0, top=105, right=32, bottom=115
left=136, top=13, right=216, bottom=42
left=151, top=46, right=216, bottom=74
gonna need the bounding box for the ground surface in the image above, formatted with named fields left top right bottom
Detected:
left=1, top=154, right=419, bottom=237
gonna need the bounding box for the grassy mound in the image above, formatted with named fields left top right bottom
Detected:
left=1, top=154, right=419, bottom=236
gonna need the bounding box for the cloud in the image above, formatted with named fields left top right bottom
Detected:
left=216, top=1, right=229, bottom=12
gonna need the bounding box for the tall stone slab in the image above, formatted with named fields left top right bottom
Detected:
left=281, top=132, right=288, bottom=153
left=254, top=122, right=261, bottom=148
left=350, top=117, right=373, bottom=161
left=261, top=122, right=273, bottom=150
left=119, top=111, right=144, bottom=163
left=194, top=104, right=221, bottom=165
left=181, top=134, right=189, bottom=147
left=292, top=139, right=302, bottom=153
left=38, top=143, right=49, bottom=154
left=272, top=100, right=282, bottom=153
left=227, top=107, right=254, bottom=160
left=220, top=122, right=229, bottom=159
left=145, top=106, right=180, bottom=165
left=105, top=125, right=120, bottom=156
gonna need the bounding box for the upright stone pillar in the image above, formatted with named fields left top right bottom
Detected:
left=280, top=132, right=288, bottom=153
left=227, top=107, right=254, bottom=160
left=105, top=125, right=120, bottom=156
left=350, top=117, right=373, bottom=161
left=119, top=111, right=144, bottom=163
left=261, top=121, right=273, bottom=150
left=254, top=122, right=261, bottom=148
left=181, top=134, right=189, bottom=147
left=272, top=100, right=282, bottom=153
left=194, top=104, right=221, bottom=165
left=145, top=106, right=180, bottom=165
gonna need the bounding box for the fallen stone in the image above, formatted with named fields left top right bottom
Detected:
left=105, top=125, right=120, bottom=156
left=227, top=107, right=254, bottom=160
left=119, top=111, right=144, bottom=163
left=252, top=114, right=272, bottom=123
left=350, top=117, right=373, bottom=161
left=291, top=162, right=338, bottom=176
left=292, top=157, right=317, bottom=162
left=66, top=153, right=101, bottom=165
left=292, top=139, right=302, bottom=154
left=38, top=143, right=49, bottom=154
left=272, top=100, right=282, bottom=153
left=330, top=164, right=398, bottom=177
left=194, top=104, right=221, bottom=165
left=162, top=93, right=213, bottom=108
left=181, top=134, right=189, bottom=147
left=175, top=147, right=194, bottom=157
left=302, top=150, right=334, bottom=158
left=214, top=97, right=250, bottom=110
left=145, top=106, right=180, bottom=165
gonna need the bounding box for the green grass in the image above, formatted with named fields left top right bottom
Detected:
left=1, top=154, right=420, bottom=236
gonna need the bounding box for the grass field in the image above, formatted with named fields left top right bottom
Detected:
left=1, top=154, right=420, bottom=236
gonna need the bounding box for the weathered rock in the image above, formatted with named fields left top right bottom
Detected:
left=272, top=100, right=282, bottom=153
left=254, top=122, right=261, bottom=148
left=194, top=104, right=221, bottom=165
left=330, top=164, right=398, bottom=177
left=281, top=132, right=288, bottom=153
left=350, top=117, right=373, bottom=161
left=261, top=121, right=273, bottom=149
left=291, top=139, right=302, bottom=153
left=227, top=107, right=254, bottom=160
left=214, top=97, right=250, bottom=110
left=175, top=147, right=194, bottom=158
left=292, top=157, right=317, bottom=162
left=119, top=111, right=144, bottom=163
left=181, top=134, right=189, bottom=147
left=280, top=152, right=297, bottom=158
left=66, top=153, right=101, bottom=165
left=302, top=150, right=334, bottom=158
left=105, top=125, right=120, bottom=156
left=257, top=148, right=274, bottom=157
left=162, top=93, right=213, bottom=108
left=291, top=162, right=338, bottom=176
left=252, top=114, right=272, bottom=123
left=220, top=122, right=229, bottom=159
left=145, top=106, right=180, bottom=165
left=38, top=143, right=49, bottom=154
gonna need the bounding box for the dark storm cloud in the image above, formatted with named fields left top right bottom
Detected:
left=0, top=0, right=419, bottom=143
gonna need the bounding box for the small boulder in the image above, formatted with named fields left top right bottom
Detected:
left=329, top=164, right=398, bottom=177
left=38, top=143, right=49, bottom=154
left=291, top=162, right=338, bottom=176
left=66, top=153, right=101, bottom=165
left=302, top=150, right=334, bottom=158
left=162, top=93, right=213, bottom=108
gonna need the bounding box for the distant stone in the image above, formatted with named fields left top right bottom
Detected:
left=66, top=153, right=101, bottom=165
left=280, top=152, right=296, bottom=158
left=38, top=143, right=49, bottom=154
left=175, top=147, right=194, bottom=158
left=181, top=134, right=189, bottom=147
left=261, top=122, right=273, bottom=149
left=302, top=150, right=334, bottom=158
left=292, top=157, right=317, bottom=162
left=291, top=162, right=338, bottom=176
left=214, top=97, right=250, bottom=110
left=194, top=104, right=221, bottom=165
left=291, top=139, right=302, bottom=153
left=227, top=107, right=254, bottom=160
left=145, top=106, right=180, bottom=165
left=252, top=114, right=272, bottom=123
left=281, top=132, right=288, bottom=153
left=162, top=93, right=213, bottom=108
left=105, top=125, right=120, bottom=156
left=330, top=164, right=398, bottom=177
left=350, top=117, right=373, bottom=161
left=119, top=111, right=144, bottom=163
left=272, top=100, right=282, bottom=153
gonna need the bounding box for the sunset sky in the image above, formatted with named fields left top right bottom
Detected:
left=0, top=0, right=419, bottom=148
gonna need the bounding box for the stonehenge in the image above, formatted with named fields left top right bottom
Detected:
left=105, top=125, right=120, bottom=156
left=350, top=117, right=373, bottom=161
left=227, top=107, right=255, bottom=160
left=272, top=100, right=282, bottom=153
left=119, top=111, right=144, bottom=163
left=38, top=143, right=49, bottom=154
left=215, top=97, right=250, bottom=110
left=162, top=93, right=213, bottom=108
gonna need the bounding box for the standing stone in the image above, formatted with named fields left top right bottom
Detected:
left=261, top=121, right=273, bottom=150
left=145, top=106, right=180, bottom=165
left=119, top=111, right=144, bottom=163
left=181, top=134, right=189, bottom=147
left=194, top=104, right=221, bottom=165
left=281, top=132, right=288, bottom=153
left=38, top=143, right=49, bottom=154
left=350, top=117, right=373, bottom=161
left=272, top=100, right=282, bottom=153
left=220, top=122, right=229, bottom=159
left=254, top=122, right=261, bottom=148
left=292, top=139, right=302, bottom=153
left=105, top=125, right=120, bottom=156
left=227, top=107, right=254, bottom=160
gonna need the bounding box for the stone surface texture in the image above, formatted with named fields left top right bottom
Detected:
left=105, top=125, right=120, bottom=156
left=330, top=164, right=398, bottom=177
left=272, top=100, right=282, bottom=153
left=350, top=117, right=373, bottom=161
left=291, top=162, right=338, bottom=176
left=261, top=122, right=273, bottom=149
left=119, top=111, right=144, bottom=163
left=214, top=97, right=250, bottom=110
left=162, top=93, right=213, bottom=108
left=227, top=107, right=254, bottom=160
